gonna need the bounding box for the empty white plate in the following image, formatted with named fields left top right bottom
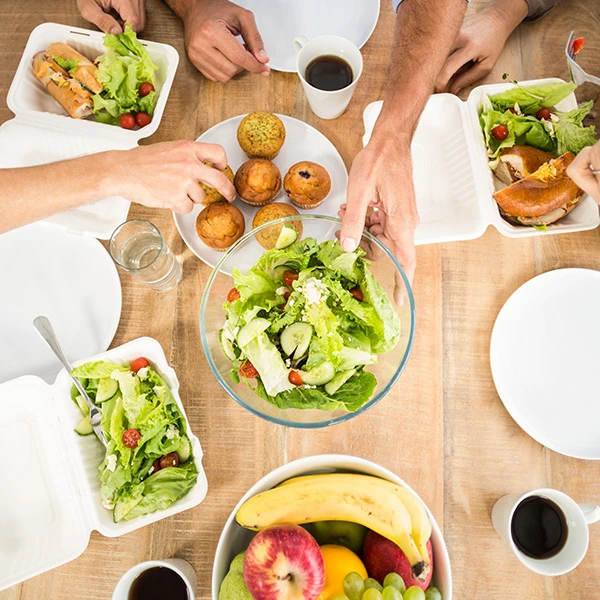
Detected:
left=236, top=0, right=380, bottom=72
left=0, top=223, right=122, bottom=383
left=490, top=269, right=600, bottom=459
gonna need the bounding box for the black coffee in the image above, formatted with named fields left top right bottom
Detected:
left=305, top=55, right=353, bottom=91
left=511, top=496, right=568, bottom=559
left=128, top=567, right=189, bottom=600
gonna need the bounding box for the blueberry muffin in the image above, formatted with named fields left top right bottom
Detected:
left=195, top=202, right=245, bottom=251
left=237, top=111, right=286, bottom=159
left=235, top=159, right=282, bottom=206
left=200, top=161, right=235, bottom=205
left=283, top=161, right=331, bottom=209
left=252, top=203, right=303, bottom=249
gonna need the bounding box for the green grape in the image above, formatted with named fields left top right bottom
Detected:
left=383, top=573, right=406, bottom=594
left=363, top=589, right=384, bottom=600
left=364, top=578, right=384, bottom=592
left=382, top=586, right=404, bottom=600
left=343, top=572, right=366, bottom=600
left=403, top=586, right=426, bottom=600
left=424, top=587, right=442, bottom=600
left=330, top=595, right=349, bottom=600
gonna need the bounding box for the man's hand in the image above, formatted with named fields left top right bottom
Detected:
left=435, top=0, right=529, bottom=94
left=168, top=0, right=270, bottom=82
left=339, top=136, right=419, bottom=284
left=567, top=141, right=600, bottom=204
left=77, top=0, right=146, bottom=34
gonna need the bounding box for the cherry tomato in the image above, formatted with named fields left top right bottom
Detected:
left=227, top=287, right=241, bottom=302
left=283, top=291, right=291, bottom=301
left=350, top=286, right=364, bottom=302
left=131, top=357, right=149, bottom=373
left=573, top=37, right=585, bottom=56
left=239, top=360, right=259, bottom=379
left=122, top=429, right=141, bottom=448
left=288, top=370, right=303, bottom=386
left=536, top=107, right=552, bottom=121
left=491, top=124, right=509, bottom=141
left=135, top=112, right=151, bottom=128
left=152, top=458, right=162, bottom=473
left=159, top=452, right=179, bottom=469
left=138, top=82, right=155, bottom=97
left=120, top=113, right=136, bottom=129
left=283, top=270, right=299, bottom=286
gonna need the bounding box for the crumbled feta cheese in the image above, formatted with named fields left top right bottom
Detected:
left=166, top=424, right=179, bottom=440
left=148, top=466, right=155, bottom=476
left=106, top=454, right=117, bottom=472
left=303, top=384, right=317, bottom=389
left=550, top=112, right=560, bottom=123
left=285, top=358, right=291, bottom=368
left=276, top=286, right=288, bottom=296
left=514, top=103, right=522, bottom=115
left=137, top=366, right=149, bottom=380
left=303, top=277, right=329, bottom=305
left=102, top=499, right=115, bottom=510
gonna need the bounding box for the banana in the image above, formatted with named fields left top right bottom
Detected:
left=236, top=473, right=430, bottom=582
left=280, top=474, right=432, bottom=563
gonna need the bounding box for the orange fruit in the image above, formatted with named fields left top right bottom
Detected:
left=316, top=545, right=368, bottom=600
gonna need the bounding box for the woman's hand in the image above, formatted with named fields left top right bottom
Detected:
left=567, top=141, right=600, bottom=204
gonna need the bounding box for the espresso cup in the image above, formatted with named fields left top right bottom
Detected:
left=294, top=35, right=363, bottom=120
left=492, top=488, right=600, bottom=575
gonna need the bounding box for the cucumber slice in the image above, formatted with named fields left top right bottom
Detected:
left=237, top=318, right=271, bottom=347
left=219, top=329, right=238, bottom=361
left=74, top=416, right=93, bottom=436
left=176, top=436, right=192, bottom=463
left=74, top=394, right=90, bottom=417
left=301, top=362, right=336, bottom=386
left=280, top=323, right=313, bottom=359
left=275, top=224, right=298, bottom=249
left=324, top=369, right=357, bottom=395
left=96, top=377, right=119, bottom=403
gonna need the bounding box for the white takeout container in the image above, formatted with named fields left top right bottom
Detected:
left=211, top=454, right=452, bottom=599
left=0, top=336, right=208, bottom=592
left=363, top=78, right=600, bottom=245
left=0, top=22, right=179, bottom=239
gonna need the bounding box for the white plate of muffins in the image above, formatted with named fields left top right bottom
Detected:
left=173, top=112, right=348, bottom=269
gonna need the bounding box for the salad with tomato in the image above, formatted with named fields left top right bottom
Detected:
left=70, top=357, right=197, bottom=522
left=219, top=238, right=401, bottom=412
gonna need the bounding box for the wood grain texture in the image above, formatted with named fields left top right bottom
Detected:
left=0, top=0, right=599, bottom=598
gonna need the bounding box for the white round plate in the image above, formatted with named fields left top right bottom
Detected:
left=235, top=0, right=380, bottom=73
left=174, top=114, right=348, bottom=269
left=0, top=223, right=122, bottom=384
left=490, top=268, right=600, bottom=459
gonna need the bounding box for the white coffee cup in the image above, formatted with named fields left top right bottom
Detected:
left=112, top=558, right=197, bottom=599
left=492, top=488, right=600, bottom=576
left=294, top=35, right=363, bottom=120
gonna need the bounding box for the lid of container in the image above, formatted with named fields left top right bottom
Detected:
left=0, top=375, right=90, bottom=592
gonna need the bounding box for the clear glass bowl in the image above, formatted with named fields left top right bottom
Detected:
left=199, top=215, right=415, bottom=428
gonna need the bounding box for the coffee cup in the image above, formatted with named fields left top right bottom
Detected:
left=112, top=558, right=196, bottom=600
left=492, top=488, right=600, bottom=575
left=294, top=35, right=363, bottom=120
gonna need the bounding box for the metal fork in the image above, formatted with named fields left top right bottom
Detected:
left=565, top=31, right=600, bottom=87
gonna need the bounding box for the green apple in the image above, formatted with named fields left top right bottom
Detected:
left=306, top=521, right=367, bottom=554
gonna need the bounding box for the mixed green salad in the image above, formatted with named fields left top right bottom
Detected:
left=219, top=238, right=401, bottom=412
left=70, top=358, right=197, bottom=522
left=480, top=79, right=596, bottom=160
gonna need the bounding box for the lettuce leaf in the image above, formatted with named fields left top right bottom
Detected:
left=52, top=56, right=78, bottom=74
left=554, top=101, right=597, bottom=155
left=489, top=81, right=577, bottom=114
left=72, top=361, right=128, bottom=379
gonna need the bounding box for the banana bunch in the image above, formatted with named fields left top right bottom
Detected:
left=235, top=473, right=432, bottom=582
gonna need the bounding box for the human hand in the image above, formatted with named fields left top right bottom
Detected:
left=105, top=140, right=236, bottom=213
left=77, top=0, right=146, bottom=34
left=178, top=0, right=269, bottom=82
left=339, top=136, right=419, bottom=286
left=567, top=141, right=600, bottom=204
left=435, top=0, right=528, bottom=95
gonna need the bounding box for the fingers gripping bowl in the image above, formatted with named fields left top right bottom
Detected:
left=200, top=216, right=415, bottom=428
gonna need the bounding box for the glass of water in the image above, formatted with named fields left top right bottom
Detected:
left=109, top=219, right=182, bottom=292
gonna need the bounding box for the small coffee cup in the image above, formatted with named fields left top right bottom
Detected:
left=112, top=558, right=196, bottom=600
left=294, top=35, right=363, bottom=120
left=492, top=488, right=600, bottom=576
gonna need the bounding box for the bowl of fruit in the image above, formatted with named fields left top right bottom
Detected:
left=200, top=215, right=415, bottom=428
left=212, top=454, right=451, bottom=600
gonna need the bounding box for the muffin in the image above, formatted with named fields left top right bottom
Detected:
left=237, top=111, right=286, bottom=159
left=284, top=161, right=332, bottom=209
left=252, top=203, right=303, bottom=249
left=195, top=202, right=245, bottom=251
left=200, top=161, right=235, bottom=205
left=235, top=159, right=282, bottom=206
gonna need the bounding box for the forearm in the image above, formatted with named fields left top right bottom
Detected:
left=163, top=0, right=197, bottom=20
left=0, top=152, right=117, bottom=233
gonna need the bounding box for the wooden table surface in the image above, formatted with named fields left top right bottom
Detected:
left=1, top=0, right=600, bottom=598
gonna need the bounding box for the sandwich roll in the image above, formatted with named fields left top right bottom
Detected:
left=493, top=145, right=554, bottom=185
left=45, top=42, right=102, bottom=94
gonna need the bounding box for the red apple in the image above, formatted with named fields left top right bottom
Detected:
left=362, top=530, right=433, bottom=591
left=243, top=524, right=325, bottom=600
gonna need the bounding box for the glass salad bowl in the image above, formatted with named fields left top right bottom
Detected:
left=199, top=215, right=415, bottom=428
